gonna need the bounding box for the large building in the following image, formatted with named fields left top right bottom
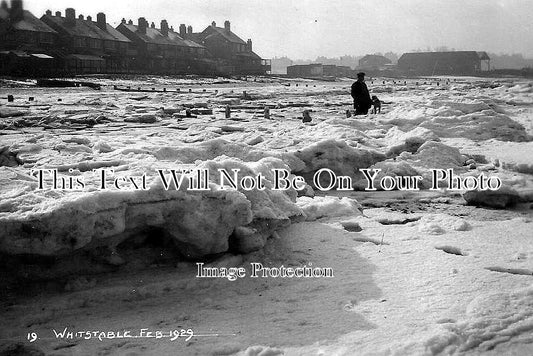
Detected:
left=194, top=21, right=270, bottom=75
left=358, top=54, right=392, bottom=70
left=397, top=51, right=490, bottom=76
left=0, top=0, right=270, bottom=76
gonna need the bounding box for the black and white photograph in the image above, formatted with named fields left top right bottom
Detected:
left=0, top=1, right=532, bottom=355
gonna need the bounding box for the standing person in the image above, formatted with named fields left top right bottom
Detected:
left=351, top=72, right=372, bottom=115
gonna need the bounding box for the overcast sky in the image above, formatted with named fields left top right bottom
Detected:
left=23, top=0, right=533, bottom=59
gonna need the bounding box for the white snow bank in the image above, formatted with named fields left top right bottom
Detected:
left=417, top=214, right=471, bottom=235
left=402, top=141, right=466, bottom=169
left=152, top=138, right=307, bottom=172
left=297, top=196, right=362, bottom=221
left=293, top=139, right=386, bottom=176
left=384, top=126, right=440, bottom=156
left=422, top=284, right=533, bottom=354
left=0, top=157, right=306, bottom=257
left=385, top=99, right=530, bottom=142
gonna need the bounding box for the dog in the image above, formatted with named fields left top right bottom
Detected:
left=371, top=95, right=381, bottom=114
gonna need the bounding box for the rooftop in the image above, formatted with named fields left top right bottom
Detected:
left=42, top=13, right=130, bottom=43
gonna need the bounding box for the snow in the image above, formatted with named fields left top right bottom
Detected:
left=297, top=196, right=363, bottom=221
left=0, top=76, right=532, bottom=355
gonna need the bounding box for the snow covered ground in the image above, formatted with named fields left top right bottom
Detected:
left=0, top=76, right=532, bottom=355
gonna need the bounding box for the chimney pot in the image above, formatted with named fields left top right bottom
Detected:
left=224, top=20, right=230, bottom=32
left=46, top=10, right=52, bottom=16
left=121, top=18, right=126, bottom=23
left=211, top=21, right=216, bottom=27
left=150, top=21, right=155, bottom=28
left=187, top=25, right=192, bottom=34
left=138, top=17, right=147, bottom=34
left=10, top=0, right=24, bottom=21
left=78, top=14, right=84, bottom=20
left=96, top=12, right=106, bottom=30
left=87, top=15, right=92, bottom=21
left=160, top=19, right=169, bottom=36
left=179, top=24, right=186, bottom=36
left=128, top=19, right=133, bottom=25
left=55, top=11, right=61, bottom=17
left=65, top=8, right=75, bottom=19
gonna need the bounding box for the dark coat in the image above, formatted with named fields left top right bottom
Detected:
left=351, top=80, right=372, bottom=112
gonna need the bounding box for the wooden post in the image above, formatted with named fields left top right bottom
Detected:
left=302, top=110, right=311, bottom=123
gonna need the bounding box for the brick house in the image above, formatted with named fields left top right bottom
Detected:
left=41, top=8, right=131, bottom=74
left=0, top=0, right=57, bottom=75
left=117, top=18, right=207, bottom=74
left=195, top=20, right=270, bottom=75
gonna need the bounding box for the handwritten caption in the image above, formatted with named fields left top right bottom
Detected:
left=27, top=328, right=194, bottom=343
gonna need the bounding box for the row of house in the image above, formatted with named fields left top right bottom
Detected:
left=286, top=52, right=491, bottom=78
left=0, top=0, right=271, bottom=76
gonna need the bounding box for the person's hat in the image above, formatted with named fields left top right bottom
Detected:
left=357, top=72, right=365, bottom=77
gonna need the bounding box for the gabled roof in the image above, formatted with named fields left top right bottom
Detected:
left=399, top=51, right=482, bottom=62
left=104, top=23, right=130, bottom=43
left=42, top=14, right=129, bottom=42
left=360, top=54, right=391, bottom=62
left=202, top=25, right=246, bottom=44
left=236, top=51, right=261, bottom=60
left=181, top=38, right=204, bottom=49
left=119, top=23, right=205, bottom=49
left=119, top=23, right=175, bottom=46
left=477, top=51, right=490, bottom=60
left=166, top=30, right=188, bottom=47
left=11, top=10, right=57, bottom=33
left=174, top=33, right=204, bottom=49
left=167, top=29, right=205, bottom=48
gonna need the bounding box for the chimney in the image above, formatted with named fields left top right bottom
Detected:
left=45, top=9, right=52, bottom=16
left=96, top=12, right=106, bottom=31
left=121, top=18, right=126, bottom=24
left=55, top=11, right=61, bottom=17
left=160, top=19, right=168, bottom=36
left=138, top=17, right=146, bottom=34
left=78, top=14, right=84, bottom=20
left=128, top=19, right=133, bottom=25
left=211, top=21, right=216, bottom=27
left=150, top=21, right=155, bottom=28
left=187, top=25, right=192, bottom=34
left=65, top=8, right=75, bottom=26
left=224, top=20, right=230, bottom=32
left=179, top=23, right=186, bottom=37
left=247, top=39, right=252, bottom=51
left=10, top=0, right=23, bottom=22
left=86, top=15, right=92, bottom=22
